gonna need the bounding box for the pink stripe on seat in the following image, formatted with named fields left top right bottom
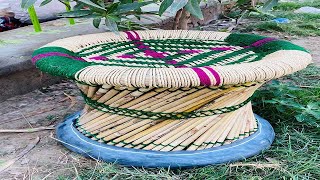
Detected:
left=191, top=67, right=211, bottom=86
left=204, top=66, right=221, bottom=86
left=32, top=52, right=85, bottom=64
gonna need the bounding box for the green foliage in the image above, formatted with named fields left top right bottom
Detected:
left=21, top=0, right=38, bottom=9
left=58, top=10, right=92, bottom=18
left=247, top=13, right=320, bottom=36
left=260, top=0, right=279, bottom=12
left=22, top=0, right=157, bottom=33
left=185, top=0, right=204, bottom=20
left=253, top=66, right=320, bottom=128
left=22, top=0, right=281, bottom=31
left=40, top=0, right=53, bottom=6
left=159, top=0, right=173, bottom=15
left=226, top=0, right=279, bottom=21
left=165, top=0, right=188, bottom=15
left=240, top=1, right=320, bottom=36
left=274, top=1, right=320, bottom=11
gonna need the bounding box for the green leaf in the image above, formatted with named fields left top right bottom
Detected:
left=57, top=10, right=92, bottom=18
left=308, top=110, right=320, bottom=120
left=295, top=114, right=307, bottom=122
left=105, top=17, right=119, bottom=33
left=261, top=0, right=279, bottom=12
left=93, top=17, right=102, bottom=28
left=106, top=3, right=120, bottom=14
left=117, top=1, right=154, bottom=13
left=78, top=0, right=106, bottom=11
left=40, top=0, right=52, bottom=6
left=306, top=102, right=320, bottom=119
left=159, top=0, right=174, bottom=16
left=166, top=0, right=188, bottom=15
left=263, top=100, right=278, bottom=104
left=119, top=0, right=133, bottom=3
left=275, top=105, right=286, bottom=113
left=185, top=0, right=203, bottom=20
left=73, top=3, right=86, bottom=10
left=306, top=102, right=320, bottom=110
left=236, top=0, right=250, bottom=6
left=21, top=0, right=38, bottom=9
left=107, top=15, right=121, bottom=22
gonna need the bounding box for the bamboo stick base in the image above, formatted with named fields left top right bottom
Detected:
left=74, top=82, right=262, bottom=151
left=56, top=112, right=274, bottom=168
left=55, top=82, right=275, bottom=167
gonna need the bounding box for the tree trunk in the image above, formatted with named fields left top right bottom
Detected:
left=173, top=9, right=182, bottom=30
left=178, top=8, right=191, bottom=30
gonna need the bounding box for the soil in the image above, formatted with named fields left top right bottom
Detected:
left=0, top=36, right=319, bottom=179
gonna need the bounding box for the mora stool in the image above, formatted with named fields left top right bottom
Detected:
left=32, top=30, right=312, bottom=168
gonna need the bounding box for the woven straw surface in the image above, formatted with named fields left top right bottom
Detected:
left=32, top=30, right=312, bottom=88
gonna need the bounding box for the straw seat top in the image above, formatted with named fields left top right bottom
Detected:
left=32, top=30, right=312, bottom=88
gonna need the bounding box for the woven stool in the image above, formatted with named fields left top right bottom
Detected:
left=32, top=30, right=312, bottom=168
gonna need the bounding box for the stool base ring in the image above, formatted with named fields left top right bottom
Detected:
left=56, top=112, right=275, bottom=168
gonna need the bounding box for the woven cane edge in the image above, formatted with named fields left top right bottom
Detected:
left=33, top=30, right=312, bottom=88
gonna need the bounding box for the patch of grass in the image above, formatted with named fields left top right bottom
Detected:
left=60, top=66, right=320, bottom=179
left=274, top=1, right=320, bottom=11
left=253, top=66, right=320, bottom=127
left=0, top=39, right=25, bottom=47
left=240, top=2, right=320, bottom=36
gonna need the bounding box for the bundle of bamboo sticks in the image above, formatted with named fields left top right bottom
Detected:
left=75, top=82, right=261, bottom=151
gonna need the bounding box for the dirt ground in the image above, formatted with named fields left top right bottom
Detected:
left=0, top=36, right=319, bottom=179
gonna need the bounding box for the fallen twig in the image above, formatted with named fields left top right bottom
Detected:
left=229, top=162, right=280, bottom=169
left=0, top=126, right=55, bottom=133
left=0, top=137, right=40, bottom=174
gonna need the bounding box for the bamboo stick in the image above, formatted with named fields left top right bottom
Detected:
left=75, top=83, right=262, bottom=151
left=186, top=111, right=235, bottom=151
left=81, top=88, right=200, bottom=132
left=65, top=1, right=75, bottom=25
left=27, top=5, right=42, bottom=32
left=94, top=87, right=233, bottom=139
left=160, top=115, right=219, bottom=151
left=173, top=115, right=223, bottom=151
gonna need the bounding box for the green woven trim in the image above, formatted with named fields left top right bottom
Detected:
left=33, top=46, right=76, bottom=56
left=33, top=47, right=91, bottom=80
left=33, top=34, right=308, bottom=81
left=225, top=33, right=308, bottom=53
left=81, top=92, right=253, bottom=120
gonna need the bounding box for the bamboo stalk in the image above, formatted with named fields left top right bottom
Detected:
left=142, top=88, right=250, bottom=150
left=81, top=88, right=198, bottom=131
left=93, top=87, right=232, bottom=139
left=126, top=120, right=183, bottom=147
left=211, top=109, right=244, bottom=147
left=188, top=112, right=235, bottom=150
left=173, top=115, right=223, bottom=151
left=65, top=1, right=75, bottom=25
left=75, top=83, right=261, bottom=151
left=82, top=86, right=98, bottom=112
left=147, top=118, right=202, bottom=151
left=160, top=115, right=219, bottom=151
left=27, top=5, right=42, bottom=32
left=78, top=88, right=156, bottom=125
